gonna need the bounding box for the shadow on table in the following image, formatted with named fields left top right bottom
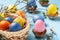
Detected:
left=45, top=23, right=48, bottom=27
left=28, top=10, right=41, bottom=14
left=27, top=34, right=48, bottom=40
left=33, top=10, right=41, bottom=14
left=53, top=16, right=60, bottom=21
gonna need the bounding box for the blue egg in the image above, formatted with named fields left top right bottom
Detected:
left=33, top=15, right=44, bottom=23
left=27, top=0, right=37, bottom=7
left=9, top=23, right=22, bottom=32
left=5, top=17, right=13, bottom=23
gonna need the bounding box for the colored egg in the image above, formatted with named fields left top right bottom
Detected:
left=33, top=15, right=44, bottom=23
left=27, top=0, right=37, bottom=7
left=13, top=17, right=25, bottom=27
left=0, top=20, right=10, bottom=30
left=5, top=17, right=13, bottom=23
left=9, top=22, right=22, bottom=32
left=47, top=4, right=57, bottom=15
left=34, top=20, right=46, bottom=32
left=16, top=10, right=26, bottom=19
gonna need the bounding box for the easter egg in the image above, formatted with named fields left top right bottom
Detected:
left=47, top=4, right=57, bottom=15
left=5, top=17, right=13, bottom=23
left=13, top=17, right=25, bottom=27
left=0, top=21, right=10, bottom=30
left=27, top=0, right=37, bottom=7
left=16, top=10, right=26, bottom=19
left=32, top=1, right=37, bottom=7
left=9, top=22, right=22, bottom=32
left=33, top=20, right=46, bottom=37
left=33, top=15, right=44, bottom=23
left=34, top=20, right=46, bottom=32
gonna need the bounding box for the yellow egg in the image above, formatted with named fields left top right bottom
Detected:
left=13, top=17, right=25, bottom=27
left=47, top=4, right=57, bottom=15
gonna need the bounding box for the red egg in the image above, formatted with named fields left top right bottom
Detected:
left=16, top=10, right=26, bottom=19
left=0, top=20, right=10, bottom=30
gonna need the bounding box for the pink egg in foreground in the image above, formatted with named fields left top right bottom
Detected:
left=34, top=20, right=46, bottom=32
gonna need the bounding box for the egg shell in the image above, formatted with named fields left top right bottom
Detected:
left=47, top=4, right=57, bottom=15
left=16, top=10, right=26, bottom=19
left=13, top=17, right=25, bottom=27
left=27, top=0, right=37, bottom=7
left=0, top=20, right=10, bottom=30
left=5, top=17, right=13, bottom=23
left=33, top=15, right=44, bottom=23
left=9, top=22, right=22, bottom=32
left=33, top=20, right=46, bottom=32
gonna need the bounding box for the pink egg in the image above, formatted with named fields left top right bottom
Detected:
left=34, top=20, right=46, bottom=32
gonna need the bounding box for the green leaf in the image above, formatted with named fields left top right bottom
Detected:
left=43, top=12, right=47, bottom=19
left=57, top=8, right=58, bottom=10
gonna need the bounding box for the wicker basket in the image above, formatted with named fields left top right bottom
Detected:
left=0, top=22, right=29, bottom=40
left=0, top=13, right=30, bottom=40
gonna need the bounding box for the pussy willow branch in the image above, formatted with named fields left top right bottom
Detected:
left=15, top=0, right=23, bottom=6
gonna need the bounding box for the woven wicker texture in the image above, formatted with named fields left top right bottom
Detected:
left=0, top=19, right=29, bottom=40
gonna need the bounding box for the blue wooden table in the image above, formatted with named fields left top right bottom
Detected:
left=0, top=0, right=60, bottom=40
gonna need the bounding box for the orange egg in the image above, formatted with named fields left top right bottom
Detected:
left=16, top=10, right=26, bottom=19
left=0, top=20, right=10, bottom=30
